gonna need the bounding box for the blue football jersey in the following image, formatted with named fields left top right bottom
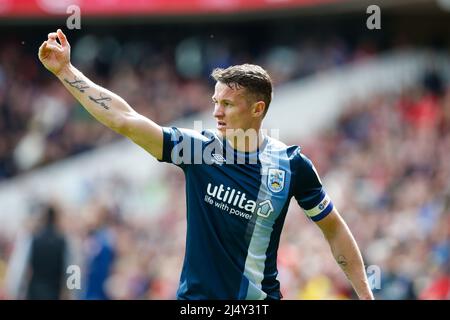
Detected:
left=159, top=127, right=334, bottom=300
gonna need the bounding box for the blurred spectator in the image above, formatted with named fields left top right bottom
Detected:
left=5, top=204, right=69, bottom=300
left=81, top=202, right=117, bottom=300
left=419, top=263, right=450, bottom=300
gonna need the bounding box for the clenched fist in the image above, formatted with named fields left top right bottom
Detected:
left=38, top=29, right=71, bottom=76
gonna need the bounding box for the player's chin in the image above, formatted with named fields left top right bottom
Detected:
left=216, top=125, right=227, bottom=134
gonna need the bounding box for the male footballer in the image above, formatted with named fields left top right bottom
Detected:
left=38, top=29, right=374, bottom=300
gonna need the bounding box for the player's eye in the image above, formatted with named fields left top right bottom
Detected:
left=212, top=100, right=232, bottom=107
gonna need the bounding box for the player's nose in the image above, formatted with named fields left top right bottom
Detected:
left=213, top=104, right=225, bottom=118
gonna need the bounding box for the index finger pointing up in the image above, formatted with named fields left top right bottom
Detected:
left=56, top=29, right=69, bottom=47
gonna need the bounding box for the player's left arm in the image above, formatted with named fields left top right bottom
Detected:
left=315, top=207, right=374, bottom=300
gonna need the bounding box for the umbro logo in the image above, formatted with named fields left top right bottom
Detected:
left=212, top=153, right=225, bottom=165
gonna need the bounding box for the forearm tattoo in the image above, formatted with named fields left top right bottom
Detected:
left=88, top=93, right=112, bottom=110
left=337, top=255, right=351, bottom=279
left=64, top=77, right=90, bottom=93
left=337, top=255, right=348, bottom=267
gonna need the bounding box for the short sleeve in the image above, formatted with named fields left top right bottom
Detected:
left=292, top=151, right=334, bottom=222
left=159, top=127, right=210, bottom=167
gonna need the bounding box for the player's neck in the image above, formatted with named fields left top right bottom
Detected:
left=226, top=129, right=265, bottom=153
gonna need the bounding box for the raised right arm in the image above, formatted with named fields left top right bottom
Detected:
left=38, top=29, right=163, bottom=160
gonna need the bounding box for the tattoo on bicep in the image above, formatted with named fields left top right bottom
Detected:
left=337, top=255, right=348, bottom=267
left=88, top=93, right=112, bottom=110
left=64, top=77, right=90, bottom=93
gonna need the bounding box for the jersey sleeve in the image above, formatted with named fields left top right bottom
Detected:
left=292, top=151, right=334, bottom=222
left=159, top=126, right=208, bottom=167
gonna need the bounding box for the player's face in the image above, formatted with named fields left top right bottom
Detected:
left=212, top=82, right=258, bottom=137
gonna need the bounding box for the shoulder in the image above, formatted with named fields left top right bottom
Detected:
left=163, top=126, right=216, bottom=143
left=264, top=135, right=300, bottom=156
left=286, top=146, right=323, bottom=187
left=281, top=144, right=316, bottom=172
left=263, top=136, right=311, bottom=167
left=201, top=129, right=219, bottom=143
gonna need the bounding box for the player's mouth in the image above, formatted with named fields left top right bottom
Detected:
left=217, top=121, right=227, bottom=129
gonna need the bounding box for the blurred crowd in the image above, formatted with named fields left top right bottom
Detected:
left=279, top=70, right=450, bottom=299
left=0, top=72, right=448, bottom=300
left=0, top=28, right=381, bottom=180
left=0, top=26, right=449, bottom=299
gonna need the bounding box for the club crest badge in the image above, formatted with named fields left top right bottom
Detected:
left=267, top=168, right=285, bottom=193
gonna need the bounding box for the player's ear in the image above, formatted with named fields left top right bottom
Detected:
left=252, top=101, right=265, bottom=118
